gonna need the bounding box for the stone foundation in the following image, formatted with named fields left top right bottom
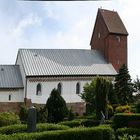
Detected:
left=67, top=102, right=86, bottom=116
left=0, top=102, right=22, bottom=113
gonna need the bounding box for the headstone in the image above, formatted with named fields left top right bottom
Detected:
left=27, top=106, right=36, bottom=132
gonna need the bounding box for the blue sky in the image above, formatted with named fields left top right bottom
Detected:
left=0, top=0, right=139, bottom=79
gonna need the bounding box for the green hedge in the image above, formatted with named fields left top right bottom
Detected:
left=113, top=113, right=140, bottom=129
left=0, top=123, right=69, bottom=135
left=1, top=125, right=114, bottom=140
left=58, top=120, right=81, bottom=128
left=81, top=119, right=100, bottom=127
left=116, top=127, right=140, bottom=138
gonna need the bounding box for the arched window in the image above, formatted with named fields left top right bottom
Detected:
left=36, top=83, right=42, bottom=95
left=9, top=94, right=11, bottom=101
left=57, top=83, right=62, bottom=94
left=76, top=82, right=80, bottom=94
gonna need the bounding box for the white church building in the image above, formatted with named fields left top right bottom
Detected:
left=0, top=9, right=128, bottom=114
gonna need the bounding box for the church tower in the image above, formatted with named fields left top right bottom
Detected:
left=90, top=9, right=128, bottom=72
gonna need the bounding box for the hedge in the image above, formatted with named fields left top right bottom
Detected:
left=116, top=127, right=140, bottom=138
left=58, top=120, right=81, bottom=128
left=0, top=123, right=69, bottom=135
left=113, top=113, right=140, bottom=129
left=1, top=125, right=114, bottom=140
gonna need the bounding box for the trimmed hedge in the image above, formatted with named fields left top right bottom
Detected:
left=116, top=127, right=140, bottom=138
left=0, top=123, right=69, bottom=135
left=113, top=113, right=140, bottom=129
left=0, top=125, right=114, bottom=140
left=58, top=120, right=81, bottom=128
left=81, top=119, right=100, bottom=127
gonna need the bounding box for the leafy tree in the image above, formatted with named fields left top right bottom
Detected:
left=134, top=76, right=140, bottom=94
left=46, top=88, right=68, bottom=123
left=115, top=64, right=134, bottom=105
left=80, top=80, right=96, bottom=115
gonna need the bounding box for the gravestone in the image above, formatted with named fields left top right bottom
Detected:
left=27, top=106, right=36, bottom=132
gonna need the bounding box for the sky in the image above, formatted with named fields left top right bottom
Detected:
left=0, top=0, right=139, bottom=79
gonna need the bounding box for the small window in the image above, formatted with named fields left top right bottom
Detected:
left=98, top=32, right=100, bottom=39
left=116, top=36, right=120, bottom=42
left=76, top=82, right=80, bottom=94
left=36, top=83, right=42, bottom=96
left=9, top=94, right=11, bottom=101
left=57, top=83, right=62, bottom=94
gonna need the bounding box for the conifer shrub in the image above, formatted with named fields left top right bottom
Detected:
left=0, top=112, right=20, bottom=127
left=19, top=104, right=28, bottom=123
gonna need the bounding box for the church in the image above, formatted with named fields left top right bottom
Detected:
left=0, top=9, right=128, bottom=114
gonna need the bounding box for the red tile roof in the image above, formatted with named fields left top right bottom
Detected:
left=99, top=9, right=128, bottom=35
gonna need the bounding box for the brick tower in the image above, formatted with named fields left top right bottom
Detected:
left=90, top=9, right=128, bottom=72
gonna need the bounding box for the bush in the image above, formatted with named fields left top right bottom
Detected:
left=58, top=120, right=81, bottom=128
left=19, top=104, right=28, bottom=123
left=116, top=127, right=140, bottom=139
left=0, top=123, right=69, bottom=135
left=0, top=112, right=20, bottom=127
left=115, top=105, right=131, bottom=113
left=3, top=125, right=114, bottom=140
left=81, top=119, right=100, bottom=127
left=136, top=101, right=140, bottom=113
left=68, top=108, right=75, bottom=121
left=113, top=113, right=140, bottom=129
left=107, top=104, right=114, bottom=118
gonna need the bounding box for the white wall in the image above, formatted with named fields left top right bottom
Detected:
left=26, top=79, right=91, bottom=104
left=0, top=89, right=24, bottom=102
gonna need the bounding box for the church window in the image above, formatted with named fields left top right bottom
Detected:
left=36, top=83, right=42, bottom=96
left=9, top=94, right=11, bottom=101
left=57, top=83, right=62, bottom=94
left=76, top=82, right=80, bottom=94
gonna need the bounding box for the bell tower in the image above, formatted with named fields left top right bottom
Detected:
left=90, top=9, right=128, bottom=72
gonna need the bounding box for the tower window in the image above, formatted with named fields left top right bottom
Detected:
left=98, top=32, right=100, bottom=39
left=76, top=82, right=80, bottom=94
left=116, top=36, right=120, bottom=42
left=9, top=94, right=11, bottom=101
left=36, top=83, right=42, bottom=96
left=57, top=83, right=62, bottom=94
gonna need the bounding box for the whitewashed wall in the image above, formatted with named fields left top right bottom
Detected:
left=26, top=79, right=91, bottom=104
left=0, top=89, right=24, bottom=102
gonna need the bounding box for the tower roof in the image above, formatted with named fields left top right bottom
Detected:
left=99, top=9, right=128, bottom=35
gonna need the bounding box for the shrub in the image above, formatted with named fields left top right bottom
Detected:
left=68, top=108, right=75, bottom=121
left=0, top=123, right=69, bottom=135
left=34, top=105, right=48, bottom=123
left=46, top=89, right=68, bottom=123
left=58, top=120, right=81, bottom=128
left=115, top=105, right=131, bottom=113
left=136, top=101, right=140, bottom=113
left=107, top=104, right=114, bottom=118
left=118, top=134, right=136, bottom=140
left=19, top=104, right=28, bottom=123
left=9, top=125, right=114, bottom=140
left=113, top=113, right=140, bottom=129
left=0, top=112, right=20, bottom=127
left=81, top=119, right=100, bottom=127
left=116, top=128, right=140, bottom=139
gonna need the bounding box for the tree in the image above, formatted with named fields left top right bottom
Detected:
left=95, top=77, right=111, bottom=119
left=134, top=76, right=140, bottom=94
left=46, top=88, right=68, bottom=123
left=115, top=64, right=134, bottom=105
left=80, top=80, right=96, bottom=115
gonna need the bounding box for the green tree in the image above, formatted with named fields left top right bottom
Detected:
left=95, top=77, right=111, bottom=119
left=115, top=64, right=134, bottom=105
left=134, top=76, right=140, bottom=94
left=46, top=88, right=68, bottom=123
left=80, top=80, right=96, bottom=115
